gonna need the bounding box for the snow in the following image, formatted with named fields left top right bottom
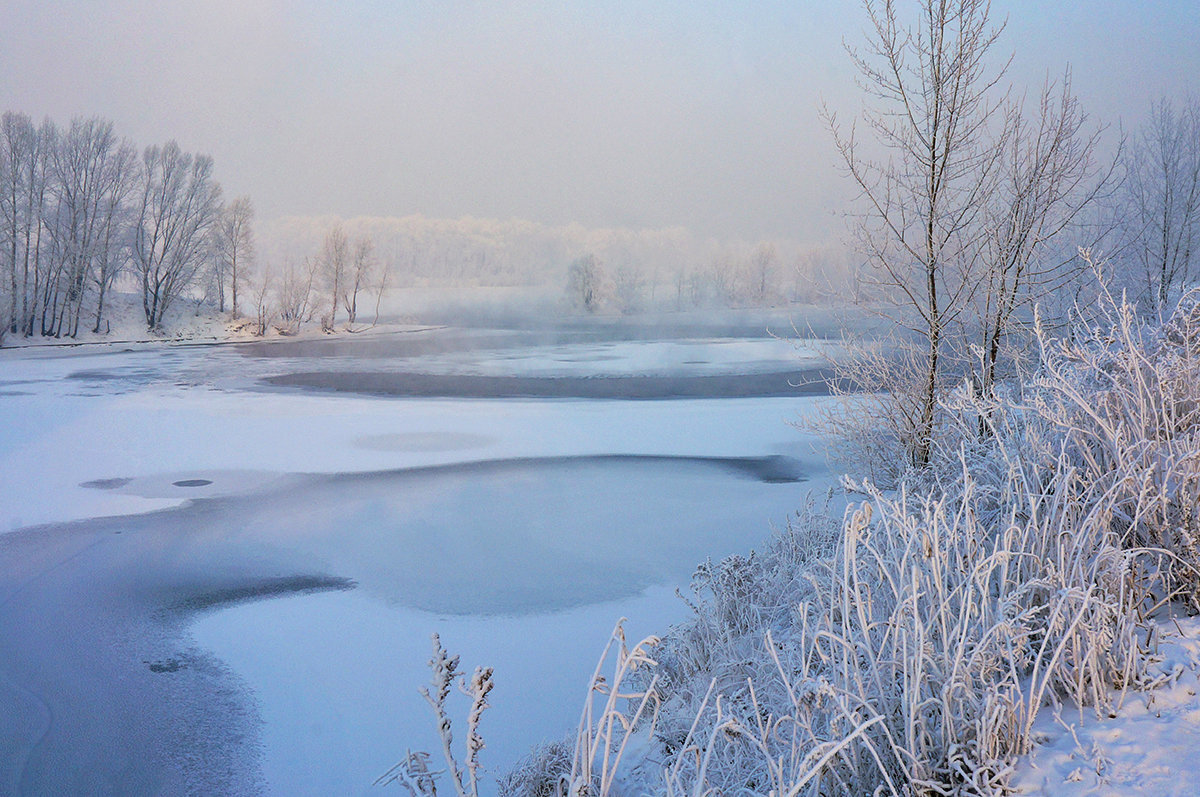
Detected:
left=1011, top=616, right=1200, bottom=797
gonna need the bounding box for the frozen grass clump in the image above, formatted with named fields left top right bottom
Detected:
left=497, top=740, right=573, bottom=797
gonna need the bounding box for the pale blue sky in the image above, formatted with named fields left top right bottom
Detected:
left=3, top=1, right=1198, bottom=242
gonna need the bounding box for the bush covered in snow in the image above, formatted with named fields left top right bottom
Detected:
left=393, top=281, right=1200, bottom=796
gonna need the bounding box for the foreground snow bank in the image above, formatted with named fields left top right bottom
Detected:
left=1012, top=615, right=1200, bottom=796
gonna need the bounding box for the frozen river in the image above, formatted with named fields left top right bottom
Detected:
left=0, top=323, right=839, bottom=795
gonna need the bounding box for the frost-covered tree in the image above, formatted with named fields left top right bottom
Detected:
left=566, top=253, right=607, bottom=313
left=827, top=0, right=1007, bottom=466
left=214, top=195, right=255, bottom=318
left=748, top=242, right=778, bottom=304
left=0, top=112, right=52, bottom=337
left=612, top=262, right=645, bottom=314
left=828, top=0, right=1108, bottom=465
left=87, top=136, right=138, bottom=335
left=341, top=236, right=375, bottom=324
left=276, top=257, right=319, bottom=334
left=132, top=141, right=221, bottom=330
left=974, top=74, right=1109, bottom=405
left=319, top=224, right=349, bottom=329
left=370, top=249, right=393, bottom=327
left=42, top=117, right=139, bottom=337
left=1120, top=96, right=1200, bottom=313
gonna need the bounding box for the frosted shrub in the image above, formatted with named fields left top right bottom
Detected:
left=563, top=282, right=1196, bottom=795
left=379, top=635, right=494, bottom=797
left=1024, top=283, right=1200, bottom=606
left=498, top=740, right=573, bottom=797
left=399, top=280, right=1200, bottom=796
left=812, top=336, right=953, bottom=487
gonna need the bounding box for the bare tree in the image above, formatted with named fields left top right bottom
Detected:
left=89, top=138, right=138, bottom=335
left=247, top=266, right=274, bottom=336
left=749, top=242, right=778, bottom=305
left=215, top=195, right=255, bottom=318
left=612, top=263, right=645, bottom=314
left=319, top=224, right=349, bottom=330
left=132, top=141, right=221, bottom=330
left=566, top=254, right=607, bottom=313
left=0, top=113, right=53, bottom=338
left=706, top=253, right=738, bottom=306
left=827, top=0, right=1008, bottom=466
left=1120, top=96, right=1200, bottom=313
left=342, top=236, right=375, bottom=324
left=974, top=74, right=1110, bottom=404
left=371, top=249, right=393, bottom=327
left=41, top=117, right=139, bottom=337
left=276, top=257, right=319, bottom=334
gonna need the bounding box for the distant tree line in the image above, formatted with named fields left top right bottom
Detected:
left=0, top=111, right=254, bottom=340
left=562, top=243, right=867, bottom=316
left=236, top=221, right=386, bottom=338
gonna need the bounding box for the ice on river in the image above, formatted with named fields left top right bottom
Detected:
left=0, top=328, right=838, bottom=794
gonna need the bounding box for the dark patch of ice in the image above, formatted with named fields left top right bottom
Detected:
left=171, top=574, right=357, bottom=614
left=173, top=479, right=213, bottom=487
left=81, top=477, right=134, bottom=490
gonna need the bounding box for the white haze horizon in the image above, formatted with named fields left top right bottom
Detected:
left=256, top=212, right=837, bottom=278
left=5, top=1, right=1199, bottom=246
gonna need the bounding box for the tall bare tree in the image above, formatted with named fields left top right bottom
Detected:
left=0, top=113, right=52, bottom=338
left=133, top=141, right=221, bottom=330
left=828, top=0, right=1007, bottom=466
left=276, top=257, right=319, bottom=334
left=215, top=195, right=255, bottom=318
left=43, top=117, right=138, bottom=337
left=1121, top=96, right=1200, bottom=313
left=320, top=224, right=349, bottom=330
left=749, top=242, right=778, bottom=305
left=342, top=235, right=374, bottom=325
left=975, top=74, right=1110, bottom=403
left=371, top=249, right=393, bottom=327
left=566, top=253, right=607, bottom=313
left=89, top=137, right=138, bottom=334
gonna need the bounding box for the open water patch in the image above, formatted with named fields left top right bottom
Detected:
left=263, top=369, right=839, bottom=399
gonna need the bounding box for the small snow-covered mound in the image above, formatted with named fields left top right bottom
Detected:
left=1013, top=617, right=1200, bottom=797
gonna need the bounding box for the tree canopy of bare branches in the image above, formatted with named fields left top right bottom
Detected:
left=133, top=141, right=221, bottom=330
left=1, top=114, right=140, bottom=338
left=828, top=0, right=1109, bottom=466
left=319, top=223, right=349, bottom=330
left=214, top=195, right=255, bottom=318
left=828, top=0, right=1009, bottom=466
left=1, top=112, right=52, bottom=337
left=974, top=74, right=1111, bottom=401
left=566, top=254, right=608, bottom=313
left=1120, top=96, right=1200, bottom=313
left=343, top=236, right=375, bottom=324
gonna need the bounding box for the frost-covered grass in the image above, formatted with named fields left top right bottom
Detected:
left=405, top=286, right=1200, bottom=796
